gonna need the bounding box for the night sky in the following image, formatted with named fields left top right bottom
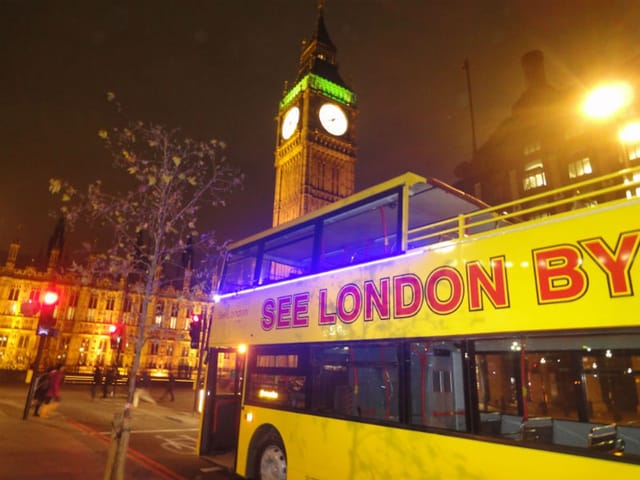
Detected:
left=1, top=0, right=639, bottom=257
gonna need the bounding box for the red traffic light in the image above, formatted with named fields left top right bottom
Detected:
left=108, top=324, right=118, bottom=334
left=192, top=314, right=200, bottom=323
left=43, top=291, right=59, bottom=305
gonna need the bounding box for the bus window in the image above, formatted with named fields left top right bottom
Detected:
left=320, top=192, right=401, bottom=270
left=259, top=225, right=315, bottom=285
left=474, top=334, right=640, bottom=454
left=310, top=342, right=400, bottom=422
left=246, top=347, right=307, bottom=409
left=220, top=244, right=259, bottom=293
left=408, top=340, right=467, bottom=431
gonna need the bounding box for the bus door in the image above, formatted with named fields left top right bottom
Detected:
left=200, top=347, right=244, bottom=455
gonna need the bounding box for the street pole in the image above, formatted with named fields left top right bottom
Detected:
left=22, top=334, right=46, bottom=420
left=192, top=309, right=207, bottom=414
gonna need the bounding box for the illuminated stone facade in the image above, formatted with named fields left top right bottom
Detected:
left=0, top=243, right=210, bottom=378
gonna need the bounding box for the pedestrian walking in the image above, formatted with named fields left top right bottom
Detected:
left=160, top=372, right=175, bottom=401
left=32, top=368, right=52, bottom=414
left=110, top=366, right=119, bottom=397
left=34, top=364, right=65, bottom=417
left=133, top=370, right=157, bottom=407
left=91, top=366, right=103, bottom=400
left=103, top=366, right=114, bottom=398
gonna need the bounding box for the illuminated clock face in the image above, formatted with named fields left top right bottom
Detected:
left=319, top=103, right=348, bottom=136
left=281, top=106, right=300, bottom=140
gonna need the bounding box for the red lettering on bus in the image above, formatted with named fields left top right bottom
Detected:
left=533, top=245, right=587, bottom=303
left=318, top=289, right=337, bottom=325
left=276, top=295, right=292, bottom=329
left=337, top=284, right=362, bottom=323
left=364, top=278, right=390, bottom=321
left=580, top=231, right=640, bottom=297
left=466, top=256, right=509, bottom=311
left=292, top=292, right=310, bottom=327
left=425, top=266, right=464, bottom=314
left=394, top=274, right=423, bottom=318
left=261, top=298, right=276, bottom=331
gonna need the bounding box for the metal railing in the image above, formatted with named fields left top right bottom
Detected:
left=408, top=166, right=640, bottom=249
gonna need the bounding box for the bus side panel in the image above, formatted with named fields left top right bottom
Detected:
left=236, top=406, right=639, bottom=480
left=213, top=200, right=640, bottom=346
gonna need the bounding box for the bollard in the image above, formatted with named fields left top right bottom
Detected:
left=103, top=406, right=131, bottom=480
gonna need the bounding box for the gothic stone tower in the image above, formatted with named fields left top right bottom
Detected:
left=272, top=3, right=357, bottom=227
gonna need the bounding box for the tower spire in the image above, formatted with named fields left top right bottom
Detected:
left=296, top=0, right=343, bottom=86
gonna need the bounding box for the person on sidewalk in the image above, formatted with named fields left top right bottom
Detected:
left=91, top=366, right=103, bottom=400
left=34, top=364, right=65, bottom=417
left=133, top=370, right=157, bottom=407
left=160, top=372, right=175, bottom=402
left=32, top=368, right=52, bottom=415
left=103, top=366, right=114, bottom=398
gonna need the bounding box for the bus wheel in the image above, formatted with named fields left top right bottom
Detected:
left=257, top=436, right=287, bottom=480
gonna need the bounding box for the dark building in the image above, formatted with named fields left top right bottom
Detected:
left=456, top=50, right=640, bottom=214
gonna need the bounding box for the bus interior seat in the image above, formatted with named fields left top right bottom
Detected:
left=588, top=424, right=625, bottom=454
left=479, top=412, right=501, bottom=436
left=520, top=417, right=553, bottom=443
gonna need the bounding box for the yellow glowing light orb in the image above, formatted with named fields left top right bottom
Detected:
left=619, top=121, right=640, bottom=144
left=582, top=82, right=633, bottom=119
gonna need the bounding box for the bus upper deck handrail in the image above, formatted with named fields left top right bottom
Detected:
left=408, top=166, right=640, bottom=248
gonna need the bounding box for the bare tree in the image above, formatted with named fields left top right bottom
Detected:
left=49, top=93, right=243, bottom=478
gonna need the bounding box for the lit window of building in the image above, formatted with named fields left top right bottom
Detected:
left=170, top=303, right=178, bottom=329
left=629, top=145, right=640, bottom=161
left=105, top=296, right=115, bottom=310
left=88, top=293, right=98, bottom=309
left=66, top=291, right=78, bottom=321
left=523, top=161, right=547, bottom=191
left=8, top=287, right=20, bottom=301
left=0, top=335, right=8, bottom=348
left=155, top=300, right=164, bottom=325
left=625, top=173, right=640, bottom=199
left=568, top=157, right=592, bottom=179
left=18, top=335, right=29, bottom=349
left=523, top=142, right=541, bottom=156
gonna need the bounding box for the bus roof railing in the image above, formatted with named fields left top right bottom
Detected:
left=408, top=166, right=640, bottom=248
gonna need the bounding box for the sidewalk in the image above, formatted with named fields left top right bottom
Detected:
left=0, top=408, right=109, bottom=480
left=0, top=382, right=205, bottom=480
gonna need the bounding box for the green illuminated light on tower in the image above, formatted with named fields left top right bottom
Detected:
left=280, top=74, right=357, bottom=109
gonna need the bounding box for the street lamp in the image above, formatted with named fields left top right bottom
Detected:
left=619, top=120, right=640, bottom=144
left=582, top=82, right=633, bottom=120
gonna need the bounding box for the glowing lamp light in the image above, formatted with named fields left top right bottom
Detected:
left=108, top=324, right=118, bottom=334
left=582, top=82, right=633, bottom=119
left=43, top=291, right=59, bottom=305
left=619, top=121, right=640, bottom=144
left=237, top=344, right=247, bottom=355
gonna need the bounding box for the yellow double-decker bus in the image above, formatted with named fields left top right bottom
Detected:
left=198, top=169, right=640, bottom=479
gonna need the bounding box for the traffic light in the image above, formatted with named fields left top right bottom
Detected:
left=189, top=314, right=201, bottom=349
left=109, top=323, right=124, bottom=350
left=37, top=290, right=59, bottom=335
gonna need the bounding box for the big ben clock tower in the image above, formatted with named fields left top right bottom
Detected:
left=272, top=1, right=357, bottom=227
